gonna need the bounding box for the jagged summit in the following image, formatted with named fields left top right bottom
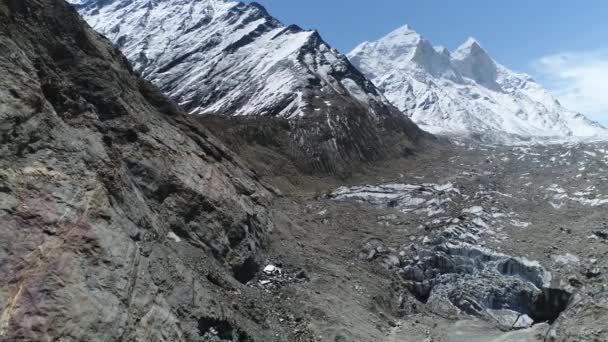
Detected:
left=348, top=25, right=607, bottom=143
left=453, top=37, right=483, bottom=56
left=451, top=37, right=498, bottom=88
left=434, top=46, right=451, bottom=56
left=392, top=24, right=415, bottom=33
left=350, top=24, right=422, bottom=62
left=350, top=24, right=455, bottom=80
left=383, top=24, right=422, bottom=43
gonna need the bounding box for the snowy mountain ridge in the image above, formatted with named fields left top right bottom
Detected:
left=348, top=25, right=607, bottom=143
left=68, top=0, right=426, bottom=173
left=70, top=0, right=398, bottom=120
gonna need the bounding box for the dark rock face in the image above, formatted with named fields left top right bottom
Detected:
left=0, top=0, right=282, bottom=340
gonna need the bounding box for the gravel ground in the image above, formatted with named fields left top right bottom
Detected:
left=258, top=141, right=608, bottom=342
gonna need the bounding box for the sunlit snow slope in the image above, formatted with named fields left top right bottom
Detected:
left=70, top=0, right=399, bottom=120
left=69, top=0, right=427, bottom=173
left=348, top=25, right=607, bottom=143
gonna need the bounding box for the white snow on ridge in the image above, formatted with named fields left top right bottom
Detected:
left=348, top=25, right=608, bottom=144
left=69, top=0, right=396, bottom=121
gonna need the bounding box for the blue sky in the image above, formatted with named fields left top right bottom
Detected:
left=247, top=0, right=608, bottom=123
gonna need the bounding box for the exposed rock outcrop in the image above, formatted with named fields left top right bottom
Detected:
left=0, top=0, right=283, bottom=340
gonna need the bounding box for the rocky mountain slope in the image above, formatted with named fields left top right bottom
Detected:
left=68, top=0, right=429, bottom=174
left=348, top=25, right=607, bottom=143
left=0, top=0, right=290, bottom=340
left=2, top=1, right=607, bottom=340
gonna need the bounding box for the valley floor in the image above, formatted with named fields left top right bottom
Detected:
left=252, top=141, right=608, bottom=342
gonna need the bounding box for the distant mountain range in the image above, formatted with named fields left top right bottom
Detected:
left=348, top=25, right=607, bottom=143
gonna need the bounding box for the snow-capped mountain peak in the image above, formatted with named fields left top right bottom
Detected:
left=71, top=0, right=405, bottom=120
left=453, top=37, right=484, bottom=57
left=350, top=25, right=454, bottom=80
left=348, top=25, right=607, bottom=143
left=382, top=24, right=422, bottom=44
left=374, top=24, right=422, bottom=48
left=349, top=25, right=422, bottom=68
left=452, top=37, right=499, bottom=88
left=69, top=0, right=426, bottom=172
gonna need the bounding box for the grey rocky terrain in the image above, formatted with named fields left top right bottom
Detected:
left=317, top=142, right=608, bottom=341
left=0, top=0, right=283, bottom=340
left=1, top=0, right=607, bottom=341
left=242, top=141, right=608, bottom=342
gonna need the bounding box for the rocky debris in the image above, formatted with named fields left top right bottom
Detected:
left=360, top=238, right=392, bottom=261
left=199, top=317, right=254, bottom=342
left=582, top=268, right=601, bottom=279
left=548, top=293, right=608, bottom=341
left=354, top=226, right=570, bottom=330
left=513, top=314, right=534, bottom=329
left=331, top=179, right=530, bottom=246
left=331, top=182, right=462, bottom=219
left=332, top=169, right=575, bottom=332
left=0, top=0, right=290, bottom=340
left=592, top=229, right=608, bottom=240
left=568, top=276, right=583, bottom=288
left=391, top=240, right=571, bottom=326
left=487, top=309, right=523, bottom=330
left=248, top=262, right=309, bottom=291
left=264, top=264, right=281, bottom=275
left=485, top=309, right=537, bottom=331
left=322, top=141, right=608, bottom=340
left=379, top=214, right=399, bottom=221
left=552, top=253, right=581, bottom=266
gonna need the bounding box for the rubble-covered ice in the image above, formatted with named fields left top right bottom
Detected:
left=331, top=176, right=571, bottom=328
